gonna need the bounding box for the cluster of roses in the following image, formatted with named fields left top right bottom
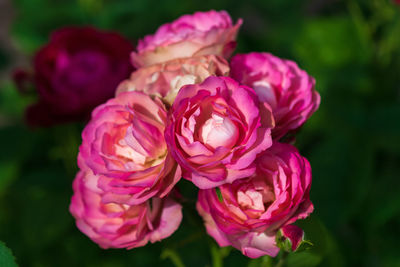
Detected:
left=69, top=10, right=320, bottom=258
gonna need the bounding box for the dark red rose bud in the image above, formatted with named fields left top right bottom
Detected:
left=281, top=225, right=304, bottom=251
left=27, top=26, right=134, bottom=127
left=276, top=224, right=313, bottom=253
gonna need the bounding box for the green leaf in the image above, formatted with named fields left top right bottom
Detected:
left=215, top=188, right=223, bottom=202
left=295, top=240, right=313, bottom=253
left=0, top=241, right=17, bottom=267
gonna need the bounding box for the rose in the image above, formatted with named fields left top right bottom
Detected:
left=69, top=168, right=182, bottom=249
left=196, top=142, right=313, bottom=258
left=230, top=52, right=320, bottom=140
left=131, top=10, right=242, bottom=68
left=24, top=27, right=134, bottom=126
left=165, top=76, right=275, bottom=189
left=79, top=91, right=181, bottom=205
left=116, top=55, right=229, bottom=105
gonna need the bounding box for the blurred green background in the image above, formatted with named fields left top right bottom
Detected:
left=1, top=0, right=400, bottom=266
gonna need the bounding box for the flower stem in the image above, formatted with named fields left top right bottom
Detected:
left=275, top=251, right=288, bottom=267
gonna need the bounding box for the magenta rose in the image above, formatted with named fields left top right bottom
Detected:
left=25, top=26, right=134, bottom=126
left=230, top=52, right=320, bottom=140
left=69, top=168, right=182, bottom=249
left=79, top=91, right=181, bottom=205
left=197, top=142, right=313, bottom=258
left=117, top=55, right=230, bottom=105
left=131, top=10, right=242, bottom=68
left=165, top=76, right=275, bottom=189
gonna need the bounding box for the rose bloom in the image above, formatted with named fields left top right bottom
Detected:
left=197, top=142, right=313, bottom=258
left=24, top=27, right=134, bottom=126
left=165, top=76, right=275, bottom=189
left=131, top=10, right=242, bottom=68
left=69, top=168, right=182, bottom=249
left=230, top=52, right=320, bottom=140
left=117, top=55, right=229, bottom=105
left=79, top=91, right=181, bottom=205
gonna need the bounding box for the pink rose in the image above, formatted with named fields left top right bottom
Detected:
left=230, top=52, right=320, bottom=140
left=69, top=168, right=182, bottom=249
left=165, top=76, right=275, bottom=189
left=79, top=91, right=181, bottom=205
left=20, top=27, right=134, bottom=126
left=196, top=142, right=313, bottom=258
left=131, top=10, right=242, bottom=67
left=117, top=55, right=229, bottom=105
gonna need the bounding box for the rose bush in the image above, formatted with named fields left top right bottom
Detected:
left=131, top=10, right=242, bottom=67
left=117, top=55, right=229, bottom=105
left=79, top=91, right=181, bottom=205
left=230, top=52, right=320, bottom=140
left=165, top=76, right=275, bottom=189
left=197, top=142, right=313, bottom=258
left=69, top=168, right=182, bottom=249
left=24, top=27, right=134, bottom=126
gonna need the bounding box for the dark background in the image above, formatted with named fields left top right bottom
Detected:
left=0, top=0, right=400, bottom=266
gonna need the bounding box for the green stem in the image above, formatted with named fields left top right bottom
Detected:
left=275, top=251, right=288, bottom=267
left=161, top=249, right=185, bottom=267
left=210, top=243, right=223, bottom=267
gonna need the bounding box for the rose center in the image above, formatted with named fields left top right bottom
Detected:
left=237, top=183, right=275, bottom=212
left=199, top=113, right=238, bottom=149
left=56, top=50, right=109, bottom=88
left=115, top=140, right=147, bottom=166
left=114, top=137, right=166, bottom=169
